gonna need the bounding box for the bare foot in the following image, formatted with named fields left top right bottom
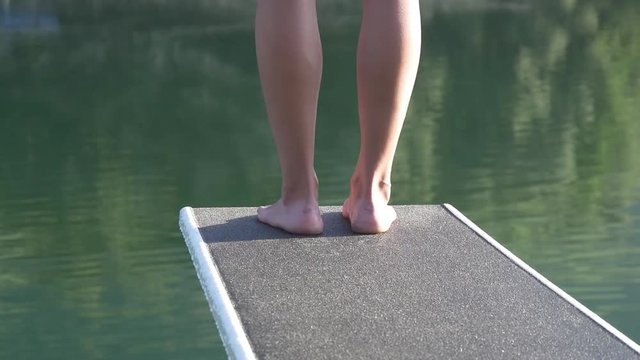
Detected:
left=257, top=199, right=323, bottom=235
left=342, top=179, right=397, bottom=234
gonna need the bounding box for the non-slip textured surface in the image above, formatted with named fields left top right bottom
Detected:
left=192, top=205, right=639, bottom=359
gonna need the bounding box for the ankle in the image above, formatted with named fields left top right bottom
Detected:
left=350, top=175, right=391, bottom=203
left=282, top=175, right=319, bottom=205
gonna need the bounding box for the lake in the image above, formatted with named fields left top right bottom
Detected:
left=1, top=0, right=639, bottom=358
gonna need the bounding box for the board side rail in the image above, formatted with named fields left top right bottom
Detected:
left=179, top=206, right=257, bottom=360
left=443, top=204, right=640, bottom=355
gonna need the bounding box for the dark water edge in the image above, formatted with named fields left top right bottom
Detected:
left=1, top=0, right=639, bottom=358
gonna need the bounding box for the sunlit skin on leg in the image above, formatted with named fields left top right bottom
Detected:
left=255, top=0, right=324, bottom=235
left=256, top=0, right=420, bottom=234
left=342, top=0, right=421, bottom=233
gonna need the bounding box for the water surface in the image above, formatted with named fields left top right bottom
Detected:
left=1, top=0, right=639, bottom=358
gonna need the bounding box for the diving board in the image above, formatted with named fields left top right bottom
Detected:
left=179, top=205, right=640, bottom=359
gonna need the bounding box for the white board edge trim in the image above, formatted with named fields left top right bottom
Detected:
left=179, top=207, right=257, bottom=360
left=443, top=203, right=640, bottom=354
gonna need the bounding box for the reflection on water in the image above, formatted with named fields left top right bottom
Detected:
left=1, top=0, right=639, bottom=358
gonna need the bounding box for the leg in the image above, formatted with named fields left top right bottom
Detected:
left=343, top=0, right=421, bottom=233
left=255, top=0, right=324, bottom=235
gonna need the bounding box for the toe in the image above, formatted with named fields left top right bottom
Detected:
left=341, top=198, right=350, bottom=219
left=256, top=205, right=272, bottom=223
left=387, top=206, right=398, bottom=223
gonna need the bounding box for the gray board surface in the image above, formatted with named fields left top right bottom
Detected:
left=185, top=205, right=640, bottom=359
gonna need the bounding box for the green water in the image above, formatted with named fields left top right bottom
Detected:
left=1, top=0, right=639, bottom=358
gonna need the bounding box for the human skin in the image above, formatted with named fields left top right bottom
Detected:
left=256, top=0, right=421, bottom=235
left=255, top=0, right=324, bottom=235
